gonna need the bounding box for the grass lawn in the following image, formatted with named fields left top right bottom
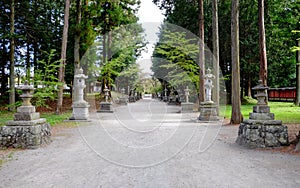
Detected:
left=0, top=111, right=14, bottom=126
left=222, top=102, right=300, bottom=124
left=0, top=111, right=72, bottom=126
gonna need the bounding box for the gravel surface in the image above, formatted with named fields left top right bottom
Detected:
left=0, top=99, right=299, bottom=188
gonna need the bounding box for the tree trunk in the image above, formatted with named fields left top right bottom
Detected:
left=295, top=39, right=300, bottom=106
left=212, top=0, right=219, bottom=113
left=1, top=40, right=7, bottom=97
left=231, top=0, right=243, bottom=124
left=198, top=0, right=205, bottom=103
left=73, top=0, right=82, bottom=101
left=56, top=0, right=70, bottom=115
left=101, top=34, right=107, bottom=93
left=107, top=31, right=112, bottom=88
left=9, top=0, right=15, bottom=111
left=26, top=38, right=30, bottom=80
left=247, top=76, right=252, bottom=97
left=259, top=0, right=267, bottom=86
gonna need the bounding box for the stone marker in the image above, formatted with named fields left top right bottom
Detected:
left=0, top=80, right=51, bottom=149
left=118, top=88, right=128, bottom=105
left=181, top=86, right=194, bottom=113
left=236, top=80, right=289, bottom=148
left=69, top=68, right=90, bottom=120
left=163, top=87, right=168, bottom=102
left=97, top=85, right=113, bottom=113
left=199, top=69, right=219, bottom=121
left=129, top=89, right=136, bottom=103
left=168, top=88, right=177, bottom=105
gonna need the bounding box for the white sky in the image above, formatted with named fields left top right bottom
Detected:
left=137, top=0, right=165, bottom=75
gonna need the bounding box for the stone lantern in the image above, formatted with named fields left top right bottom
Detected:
left=163, top=87, right=168, bottom=102
left=104, top=86, right=110, bottom=102
left=181, top=86, right=194, bottom=113
left=184, top=86, right=190, bottom=103
left=69, top=68, right=90, bottom=120
left=97, top=85, right=113, bottom=113
left=118, top=88, right=128, bottom=105
left=0, top=80, right=51, bottom=149
left=121, top=88, right=125, bottom=95
left=14, top=80, right=40, bottom=121
left=129, top=89, right=135, bottom=103
left=236, top=80, right=289, bottom=148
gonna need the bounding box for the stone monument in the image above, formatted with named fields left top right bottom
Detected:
left=129, top=89, right=135, bottom=103
left=181, top=86, right=194, bottom=113
left=199, top=69, right=219, bottom=121
left=118, top=88, right=128, bottom=105
left=97, top=85, right=113, bottom=113
left=163, top=87, right=168, bottom=102
left=0, top=81, right=51, bottom=149
left=69, top=68, right=90, bottom=120
left=236, top=80, right=289, bottom=148
left=168, top=88, right=177, bottom=105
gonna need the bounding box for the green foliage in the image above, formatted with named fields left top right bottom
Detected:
left=32, top=50, right=63, bottom=108
left=266, top=0, right=299, bottom=87
left=152, top=23, right=199, bottom=92
left=291, top=29, right=300, bottom=52
left=153, top=0, right=299, bottom=94
left=241, top=96, right=258, bottom=105
left=97, top=23, right=146, bottom=88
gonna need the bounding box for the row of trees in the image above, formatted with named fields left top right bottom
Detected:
left=0, top=0, right=145, bottom=113
left=152, top=0, right=299, bottom=123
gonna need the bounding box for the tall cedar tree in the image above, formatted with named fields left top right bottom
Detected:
left=56, top=0, right=70, bottom=115
left=9, top=0, right=15, bottom=111
left=231, top=0, right=243, bottom=124
left=198, top=0, right=205, bottom=103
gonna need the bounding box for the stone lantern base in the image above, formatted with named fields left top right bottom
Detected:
left=118, top=96, right=128, bottom=105
left=129, top=96, right=136, bottom=103
left=236, top=105, right=289, bottom=148
left=198, top=102, right=219, bottom=121
left=0, top=118, right=51, bottom=149
left=69, top=101, right=90, bottom=120
left=97, top=102, right=113, bottom=113
left=181, top=102, right=194, bottom=113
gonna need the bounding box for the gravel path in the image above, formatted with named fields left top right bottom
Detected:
left=0, top=99, right=299, bottom=188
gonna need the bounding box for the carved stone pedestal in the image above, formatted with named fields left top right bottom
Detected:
left=118, top=96, right=128, bottom=105
left=129, top=96, right=136, bottom=103
left=181, top=103, right=194, bottom=113
left=97, top=102, right=113, bottom=113
left=236, top=119, right=289, bottom=148
left=198, top=102, right=219, bottom=121
left=1, top=119, right=51, bottom=149
left=69, top=101, right=90, bottom=120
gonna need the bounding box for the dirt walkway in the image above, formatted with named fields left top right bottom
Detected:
left=0, top=100, right=299, bottom=187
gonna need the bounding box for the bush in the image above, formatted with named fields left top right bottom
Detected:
left=241, top=96, right=257, bottom=105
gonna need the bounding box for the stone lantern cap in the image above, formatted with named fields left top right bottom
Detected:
left=74, top=68, right=88, bottom=79
left=252, top=80, right=269, bottom=91
left=121, top=88, right=125, bottom=95
left=252, top=80, right=269, bottom=108
left=18, top=80, right=35, bottom=107
left=19, top=80, right=35, bottom=98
